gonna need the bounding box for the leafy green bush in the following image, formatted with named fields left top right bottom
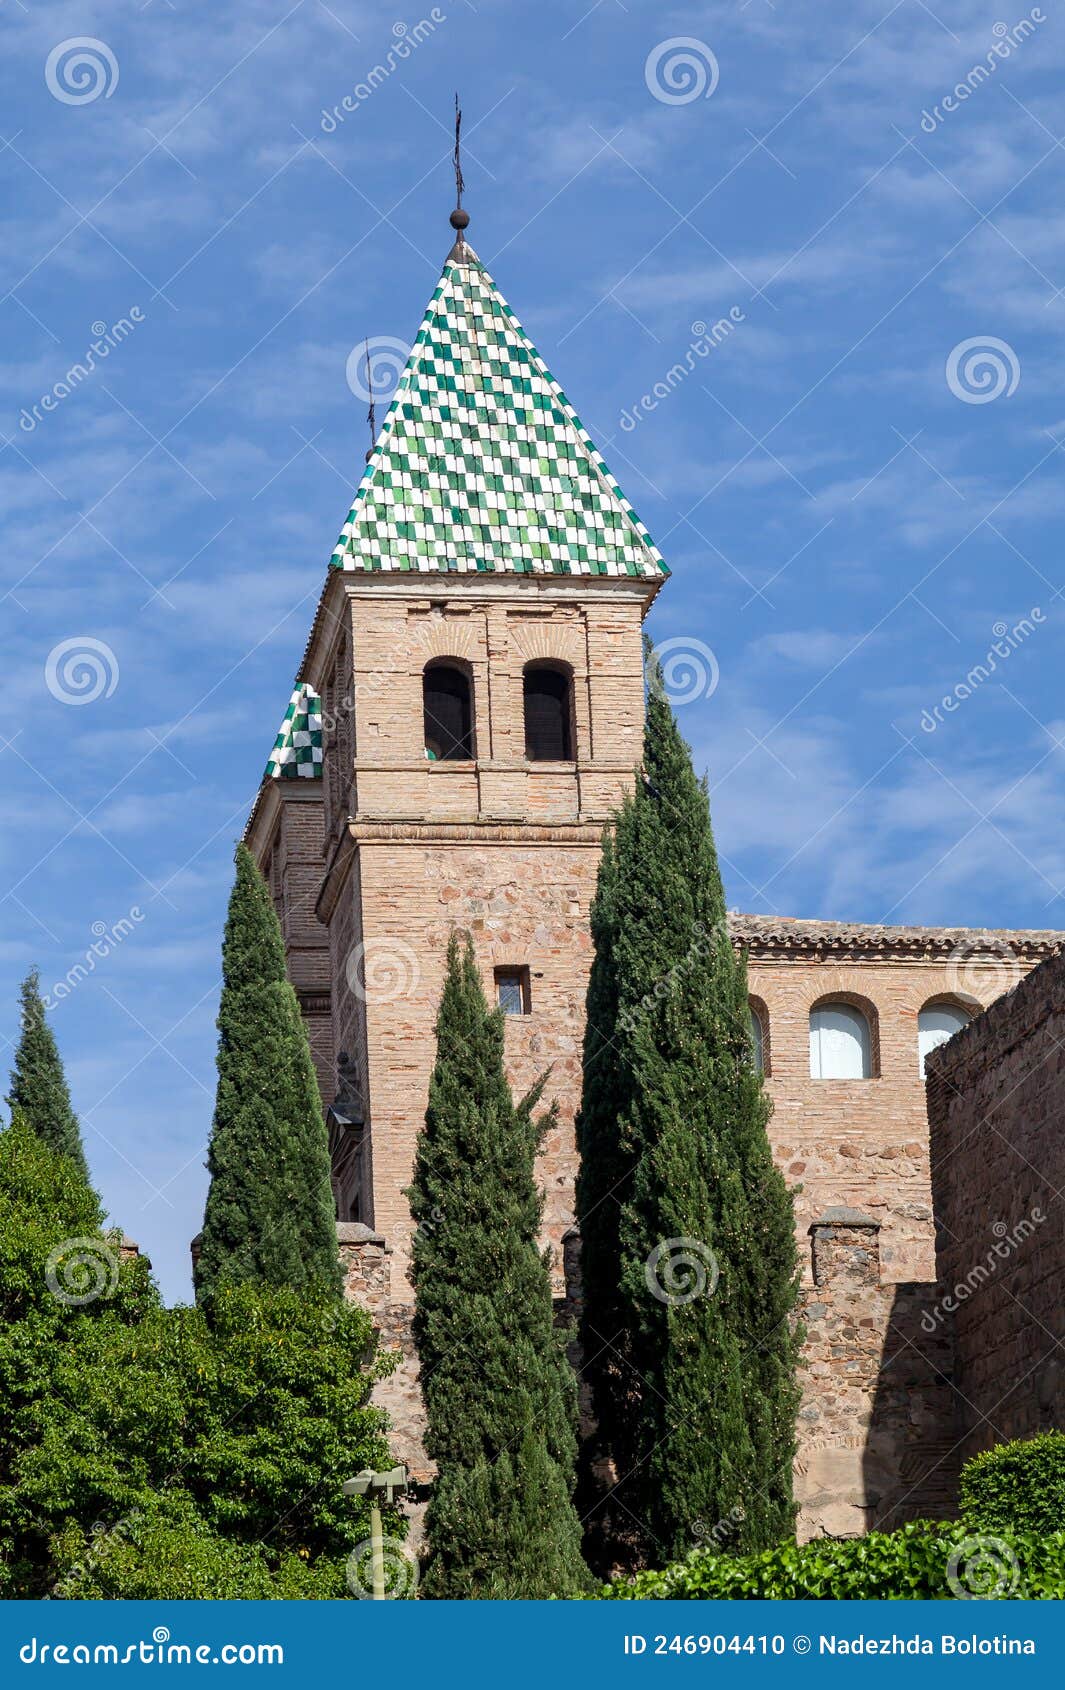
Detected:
left=0, top=1116, right=402, bottom=1599
left=961, top=1433, right=1065, bottom=1538
left=50, top=1495, right=346, bottom=1600
left=595, top=1520, right=1065, bottom=1600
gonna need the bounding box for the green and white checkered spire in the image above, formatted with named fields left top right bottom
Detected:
left=265, top=682, right=323, bottom=780
left=329, top=244, right=668, bottom=579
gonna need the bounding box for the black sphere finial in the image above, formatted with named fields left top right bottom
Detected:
left=450, top=207, right=470, bottom=231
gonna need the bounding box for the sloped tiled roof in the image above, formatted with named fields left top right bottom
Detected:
left=728, top=912, right=1064, bottom=957
left=264, top=682, right=322, bottom=780
left=328, top=243, right=667, bottom=581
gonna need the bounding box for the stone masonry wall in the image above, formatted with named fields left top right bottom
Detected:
left=795, top=1211, right=955, bottom=1539
left=927, top=951, right=1065, bottom=1464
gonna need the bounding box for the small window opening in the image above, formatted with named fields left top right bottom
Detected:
left=495, top=967, right=531, bottom=1016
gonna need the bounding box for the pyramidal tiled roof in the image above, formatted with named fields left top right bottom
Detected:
left=329, top=242, right=667, bottom=580
left=265, top=682, right=322, bottom=780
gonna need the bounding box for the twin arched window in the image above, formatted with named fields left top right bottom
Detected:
left=422, top=661, right=575, bottom=763
left=802, top=995, right=972, bottom=1078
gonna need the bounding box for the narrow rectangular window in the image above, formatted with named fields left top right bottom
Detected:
left=495, top=967, right=531, bottom=1016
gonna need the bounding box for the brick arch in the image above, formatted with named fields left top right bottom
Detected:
left=919, top=989, right=981, bottom=1017
left=416, top=621, right=480, bottom=666
left=508, top=620, right=585, bottom=670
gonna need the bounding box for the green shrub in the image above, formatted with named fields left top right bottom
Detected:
left=50, top=1495, right=346, bottom=1600
left=594, top=1520, right=1065, bottom=1600
left=961, top=1433, right=1065, bottom=1537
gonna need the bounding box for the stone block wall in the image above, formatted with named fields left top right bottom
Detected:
left=927, top=951, right=1065, bottom=1463
left=795, top=1210, right=955, bottom=1539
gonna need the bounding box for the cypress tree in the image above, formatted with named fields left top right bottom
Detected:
left=576, top=665, right=801, bottom=1567
left=6, top=971, right=90, bottom=1183
left=194, top=844, right=341, bottom=1302
left=407, top=934, right=591, bottom=1598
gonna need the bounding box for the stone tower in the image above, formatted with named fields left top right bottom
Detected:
left=245, top=214, right=667, bottom=1462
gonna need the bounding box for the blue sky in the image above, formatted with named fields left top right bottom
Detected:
left=3, top=0, right=1065, bottom=1301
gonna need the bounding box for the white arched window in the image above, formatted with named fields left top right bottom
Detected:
left=810, top=1002, right=872, bottom=1079
left=918, top=1002, right=971, bottom=1075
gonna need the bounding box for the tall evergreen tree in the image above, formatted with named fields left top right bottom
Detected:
left=576, top=665, right=801, bottom=1567
left=194, top=844, right=341, bottom=1302
left=6, top=971, right=90, bottom=1183
left=407, top=934, right=591, bottom=1598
